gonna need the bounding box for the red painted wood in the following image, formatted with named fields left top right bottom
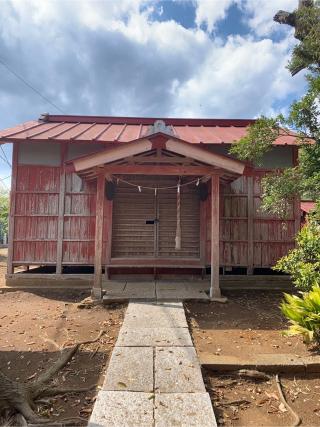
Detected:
left=11, top=160, right=299, bottom=271
left=210, top=174, right=220, bottom=297
left=93, top=173, right=105, bottom=294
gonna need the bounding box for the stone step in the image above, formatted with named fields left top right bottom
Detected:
left=122, top=301, right=188, bottom=328
left=116, top=327, right=193, bottom=347
left=103, top=347, right=153, bottom=392
left=154, top=392, right=216, bottom=427
left=89, top=391, right=154, bottom=427
left=155, top=346, right=205, bottom=393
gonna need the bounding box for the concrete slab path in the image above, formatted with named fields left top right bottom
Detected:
left=89, top=301, right=216, bottom=427
left=103, top=281, right=209, bottom=301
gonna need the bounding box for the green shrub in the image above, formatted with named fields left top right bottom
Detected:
left=274, top=219, right=320, bottom=291
left=281, top=286, right=320, bottom=343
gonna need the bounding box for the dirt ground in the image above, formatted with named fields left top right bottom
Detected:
left=0, top=247, right=126, bottom=425
left=186, top=293, right=320, bottom=426
left=185, top=292, right=314, bottom=359
left=205, top=370, right=320, bottom=427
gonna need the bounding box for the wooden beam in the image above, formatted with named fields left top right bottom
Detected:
left=73, top=139, right=152, bottom=171
left=93, top=173, right=105, bottom=299
left=104, top=165, right=217, bottom=176
left=166, top=139, right=245, bottom=175
left=56, top=143, right=67, bottom=274
left=210, top=175, right=221, bottom=298
left=7, top=143, right=19, bottom=274
left=110, top=258, right=202, bottom=267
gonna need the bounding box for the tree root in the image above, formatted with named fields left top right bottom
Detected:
left=0, top=330, right=105, bottom=425
left=275, top=374, right=301, bottom=427
left=40, top=385, right=96, bottom=397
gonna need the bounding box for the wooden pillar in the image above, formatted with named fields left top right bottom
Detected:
left=210, top=174, right=221, bottom=298
left=7, top=143, right=18, bottom=275
left=200, top=198, right=207, bottom=267
left=247, top=176, right=254, bottom=275
left=104, top=198, right=113, bottom=280
left=56, top=143, right=66, bottom=274
left=292, top=147, right=301, bottom=235
left=93, top=173, right=105, bottom=299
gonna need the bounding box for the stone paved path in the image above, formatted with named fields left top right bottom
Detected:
left=89, top=301, right=216, bottom=427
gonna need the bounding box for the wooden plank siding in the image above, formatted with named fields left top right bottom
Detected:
left=13, top=164, right=60, bottom=264
left=205, top=172, right=297, bottom=269
left=111, top=176, right=200, bottom=259
left=62, top=172, right=96, bottom=264
left=12, top=144, right=299, bottom=271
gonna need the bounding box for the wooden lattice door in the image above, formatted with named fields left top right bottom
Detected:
left=111, top=176, right=200, bottom=259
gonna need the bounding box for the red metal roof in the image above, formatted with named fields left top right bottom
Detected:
left=0, top=114, right=299, bottom=145
left=301, top=201, right=316, bottom=213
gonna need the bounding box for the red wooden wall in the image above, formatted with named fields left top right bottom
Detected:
left=10, top=143, right=299, bottom=271
left=205, top=173, right=298, bottom=269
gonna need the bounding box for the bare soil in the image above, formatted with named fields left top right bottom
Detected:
left=185, top=292, right=316, bottom=359
left=0, top=248, right=126, bottom=425
left=186, top=292, right=320, bottom=426
left=205, top=370, right=320, bottom=427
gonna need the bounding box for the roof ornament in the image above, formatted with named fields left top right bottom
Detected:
left=147, top=119, right=174, bottom=136
left=39, top=113, right=49, bottom=122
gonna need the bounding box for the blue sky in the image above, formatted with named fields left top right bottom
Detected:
left=0, top=0, right=305, bottom=188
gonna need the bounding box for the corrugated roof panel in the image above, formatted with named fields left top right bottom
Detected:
left=98, top=124, right=127, bottom=142
left=119, top=124, right=144, bottom=142
left=174, top=126, right=201, bottom=143
left=54, top=123, right=92, bottom=140
left=0, top=115, right=301, bottom=146
left=276, top=134, right=299, bottom=145
left=214, top=126, right=247, bottom=142
left=301, top=201, right=316, bottom=213
left=0, top=120, right=38, bottom=137
left=6, top=122, right=55, bottom=139
left=69, top=123, right=107, bottom=141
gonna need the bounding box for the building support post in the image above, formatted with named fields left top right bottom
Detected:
left=56, top=143, right=66, bottom=274
left=104, top=198, right=113, bottom=280
left=7, top=143, right=18, bottom=275
left=92, top=173, right=105, bottom=299
left=247, top=175, right=254, bottom=275
left=210, top=174, right=226, bottom=302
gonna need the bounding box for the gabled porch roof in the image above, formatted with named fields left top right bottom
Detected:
left=66, top=132, right=247, bottom=182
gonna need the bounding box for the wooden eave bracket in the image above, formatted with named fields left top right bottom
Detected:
left=66, top=132, right=246, bottom=179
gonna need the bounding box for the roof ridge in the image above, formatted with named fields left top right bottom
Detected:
left=41, top=114, right=256, bottom=127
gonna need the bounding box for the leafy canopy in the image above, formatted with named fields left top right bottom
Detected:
left=0, top=191, right=9, bottom=236
left=274, top=218, right=320, bottom=290
left=230, top=2, right=320, bottom=218
left=288, top=2, right=320, bottom=75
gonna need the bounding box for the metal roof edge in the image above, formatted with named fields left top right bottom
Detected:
left=42, top=114, right=256, bottom=127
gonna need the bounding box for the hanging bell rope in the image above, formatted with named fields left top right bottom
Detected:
left=175, top=178, right=181, bottom=250
left=113, top=175, right=210, bottom=191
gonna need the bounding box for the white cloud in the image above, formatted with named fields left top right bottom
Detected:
left=0, top=0, right=306, bottom=126
left=241, top=0, right=297, bottom=37
left=195, top=0, right=236, bottom=32
left=171, top=34, right=306, bottom=118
